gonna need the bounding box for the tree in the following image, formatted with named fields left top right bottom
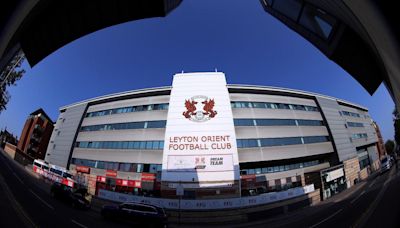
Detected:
left=385, top=140, right=395, bottom=155
left=0, top=51, right=25, bottom=113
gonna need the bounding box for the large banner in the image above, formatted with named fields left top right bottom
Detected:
left=98, top=184, right=315, bottom=210
left=162, top=72, right=240, bottom=188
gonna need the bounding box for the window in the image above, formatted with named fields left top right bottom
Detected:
left=119, top=163, right=131, bottom=172
left=237, top=136, right=329, bottom=148
left=352, top=133, right=368, bottom=140
left=260, top=137, right=302, bottom=147
left=149, top=164, right=158, bottom=173
left=85, top=103, right=169, bottom=118
left=146, top=121, right=167, bottom=128
left=342, top=111, right=361, bottom=118
left=256, top=119, right=296, bottom=126
left=299, top=5, right=336, bottom=40
left=292, top=105, right=306, bottom=111
left=252, top=102, right=266, bottom=108
left=303, top=136, right=329, bottom=144
left=297, top=119, right=323, bottom=126
left=75, top=140, right=164, bottom=150
left=234, top=119, right=255, bottom=126
left=272, top=0, right=303, bottom=21
left=347, top=122, right=364, bottom=128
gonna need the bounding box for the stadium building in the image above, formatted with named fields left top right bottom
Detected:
left=45, top=72, right=379, bottom=200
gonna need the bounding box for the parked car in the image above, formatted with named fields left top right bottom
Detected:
left=50, top=182, right=90, bottom=209
left=380, top=156, right=391, bottom=173
left=101, top=202, right=167, bottom=227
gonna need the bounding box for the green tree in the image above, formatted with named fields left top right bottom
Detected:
left=0, top=51, right=25, bottom=113
left=385, top=140, right=395, bottom=155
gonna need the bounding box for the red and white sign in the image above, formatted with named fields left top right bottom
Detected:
left=105, top=170, right=117, bottom=177
left=76, top=166, right=90, bottom=173
left=141, top=173, right=156, bottom=181
left=162, top=72, right=240, bottom=188
left=97, top=176, right=106, bottom=183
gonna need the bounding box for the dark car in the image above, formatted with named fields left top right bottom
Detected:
left=50, top=182, right=91, bottom=209
left=101, top=202, right=167, bottom=228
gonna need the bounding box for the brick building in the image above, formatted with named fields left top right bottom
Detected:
left=372, top=121, right=386, bottom=158
left=17, top=108, right=54, bottom=160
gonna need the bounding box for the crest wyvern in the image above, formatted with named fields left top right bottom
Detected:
left=182, top=95, right=217, bottom=122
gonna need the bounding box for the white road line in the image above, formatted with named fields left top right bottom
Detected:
left=384, top=178, right=391, bottom=186
left=309, top=209, right=343, bottom=228
left=71, top=219, right=88, bottom=228
left=12, top=172, right=24, bottom=184
left=350, top=190, right=365, bottom=204
left=29, top=189, right=54, bottom=210
left=369, top=179, right=376, bottom=188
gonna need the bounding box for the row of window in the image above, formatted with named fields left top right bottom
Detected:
left=237, top=136, right=330, bottom=148
left=76, top=140, right=164, bottom=150
left=71, top=157, right=320, bottom=175
left=347, top=122, right=364, bottom=128
left=85, top=101, right=319, bottom=119
left=71, top=158, right=162, bottom=173
left=231, top=101, right=318, bottom=112
left=234, top=118, right=324, bottom=127
left=340, top=111, right=361, bottom=118
left=240, top=160, right=320, bottom=175
left=79, top=118, right=324, bottom=133
left=352, top=133, right=368, bottom=140
left=76, top=135, right=330, bottom=151
left=86, top=103, right=169, bottom=118
left=80, top=120, right=166, bottom=132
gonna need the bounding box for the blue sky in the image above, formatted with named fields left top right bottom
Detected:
left=0, top=0, right=395, bottom=141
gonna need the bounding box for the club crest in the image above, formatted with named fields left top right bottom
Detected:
left=182, top=95, right=217, bottom=122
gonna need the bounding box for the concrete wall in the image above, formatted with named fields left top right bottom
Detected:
left=316, top=97, right=358, bottom=162
left=3, top=142, right=16, bottom=159
left=45, top=103, right=87, bottom=168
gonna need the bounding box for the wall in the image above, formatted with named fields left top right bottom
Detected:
left=343, top=157, right=361, bottom=187
left=45, top=103, right=87, bottom=168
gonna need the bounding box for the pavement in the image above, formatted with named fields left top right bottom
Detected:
left=1, top=148, right=400, bottom=228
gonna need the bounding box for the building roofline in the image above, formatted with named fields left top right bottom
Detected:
left=30, top=108, right=53, bottom=121
left=59, top=84, right=367, bottom=111
left=60, top=86, right=172, bottom=111
left=227, top=84, right=368, bottom=111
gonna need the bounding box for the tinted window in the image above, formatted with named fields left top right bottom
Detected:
left=273, top=0, right=302, bottom=21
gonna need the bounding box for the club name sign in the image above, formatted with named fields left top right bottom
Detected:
left=162, top=72, right=240, bottom=189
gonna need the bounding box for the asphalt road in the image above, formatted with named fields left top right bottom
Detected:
left=1, top=149, right=399, bottom=228
left=0, top=151, right=130, bottom=228
left=249, top=162, right=399, bottom=228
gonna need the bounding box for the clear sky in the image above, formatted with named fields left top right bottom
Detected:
left=0, top=0, right=395, bottom=141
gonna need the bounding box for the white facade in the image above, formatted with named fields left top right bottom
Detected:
left=44, top=72, right=379, bottom=198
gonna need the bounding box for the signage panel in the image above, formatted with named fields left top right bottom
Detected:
left=162, top=72, right=240, bottom=188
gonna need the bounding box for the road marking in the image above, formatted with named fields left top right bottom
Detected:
left=350, top=190, right=365, bottom=204
left=369, top=179, right=376, bottom=188
left=71, top=219, right=88, bottom=228
left=12, top=172, right=24, bottom=184
left=29, top=189, right=54, bottom=210
left=384, top=177, right=391, bottom=186
left=353, top=166, right=396, bottom=227
left=309, top=208, right=343, bottom=228
left=0, top=170, right=38, bottom=228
